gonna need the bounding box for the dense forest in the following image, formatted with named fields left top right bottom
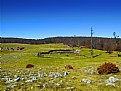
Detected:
left=0, top=36, right=121, bottom=52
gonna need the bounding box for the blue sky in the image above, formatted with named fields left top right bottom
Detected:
left=0, top=0, right=121, bottom=39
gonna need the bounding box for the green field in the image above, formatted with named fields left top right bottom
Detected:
left=0, top=43, right=121, bottom=91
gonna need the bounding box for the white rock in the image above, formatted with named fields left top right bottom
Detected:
left=43, top=84, right=46, bottom=88
left=105, top=76, right=118, bottom=83
left=55, top=83, right=60, bottom=87
left=32, top=76, right=37, bottom=81
left=60, top=80, right=63, bottom=83
left=28, top=71, right=34, bottom=76
left=38, top=72, right=47, bottom=77
left=1, top=78, right=8, bottom=82
left=87, top=80, right=92, bottom=84
left=106, top=83, right=115, bottom=86
left=14, top=75, right=17, bottom=78
left=81, top=79, right=92, bottom=84
left=13, top=77, right=21, bottom=82
left=64, top=71, right=69, bottom=77
left=5, top=78, right=14, bottom=83
left=66, top=87, right=74, bottom=90
left=6, top=84, right=17, bottom=89
left=72, top=76, right=76, bottom=79
left=49, top=80, right=54, bottom=84
left=0, top=69, right=2, bottom=72
left=25, top=80, right=33, bottom=83
left=75, top=50, right=81, bottom=53
left=49, top=72, right=62, bottom=78
left=84, top=69, right=95, bottom=74
left=39, top=67, right=42, bottom=70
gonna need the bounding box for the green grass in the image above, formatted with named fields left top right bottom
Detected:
left=0, top=43, right=121, bottom=91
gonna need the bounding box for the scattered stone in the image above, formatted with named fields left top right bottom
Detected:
left=49, top=72, right=62, bottom=78
left=84, top=70, right=95, bottom=74
left=37, top=53, right=44, bottom=57
left=49, top=80, right=55, bottom=84
left=75, top=49, right=81, bottom=53
left=35, top=84, right=41, bottom=87
left=5, top=78, right=14, bottom=83
left=72, top=76, right=76, bottom=79
left=17, top=70, right=20, bottom=73
left=31, top=76, right=37, bottom=81
left=1, top=78, right=9, bottom=82
left=13, top=77, right=21, bottom=82
left=66, top=87, right=75, bottom=90
left=64, top=71, right=69, bottom=77
left=106, top=83, right=115, bottom=86
left=60, top=80, right=63, bottom=83
left=14, top=75, right=17, bottom=78
left=82, top=66, right=96, bottom=74
left=30, top=86, right=34, bottom=90
left=81, top=78, right=92, bottom=84
left=28, top=71, right=34, bottom=76
left=6, top=84, right=17, bottom=89
left=55, top=83, right=61, bottom=88
left=43, top=84, right=47, bottom=88
left=50, top=78, right=53, bottom=80
left=39, top=67, right=42, bottom=70
left=25, top=79, right=33, bottom=83
left=105, top=76, right=118, bottom=83
left=38, top=72, right=47, bottom=77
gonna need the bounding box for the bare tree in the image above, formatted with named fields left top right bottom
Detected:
left=113, top=32, right=120, bottom=57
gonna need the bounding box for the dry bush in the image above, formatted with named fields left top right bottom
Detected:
left=97, top=62, right=120, bottom=74
left=26, top=64, right=34, bottom=68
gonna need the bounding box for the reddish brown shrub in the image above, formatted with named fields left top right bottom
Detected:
left=65, top=64, right=73, bottom=69
left=26, top=64, right=34, bottom=68
left=97, top=62, right=120, bottom=74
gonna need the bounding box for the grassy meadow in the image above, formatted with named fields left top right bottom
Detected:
left=0, top=43, right=121, bottom=91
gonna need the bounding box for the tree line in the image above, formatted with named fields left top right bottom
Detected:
left=0, top=36, right=121, bottom=52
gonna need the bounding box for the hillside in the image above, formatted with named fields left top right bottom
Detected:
left=0, top=43, right=121, bottom=91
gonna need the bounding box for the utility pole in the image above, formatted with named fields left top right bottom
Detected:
left=90, top=27, right=93, bottom=58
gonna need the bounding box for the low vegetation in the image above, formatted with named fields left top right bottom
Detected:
left=0, top=43, right=121, bottom=91
left=97, top=62, right=120, bottom=74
